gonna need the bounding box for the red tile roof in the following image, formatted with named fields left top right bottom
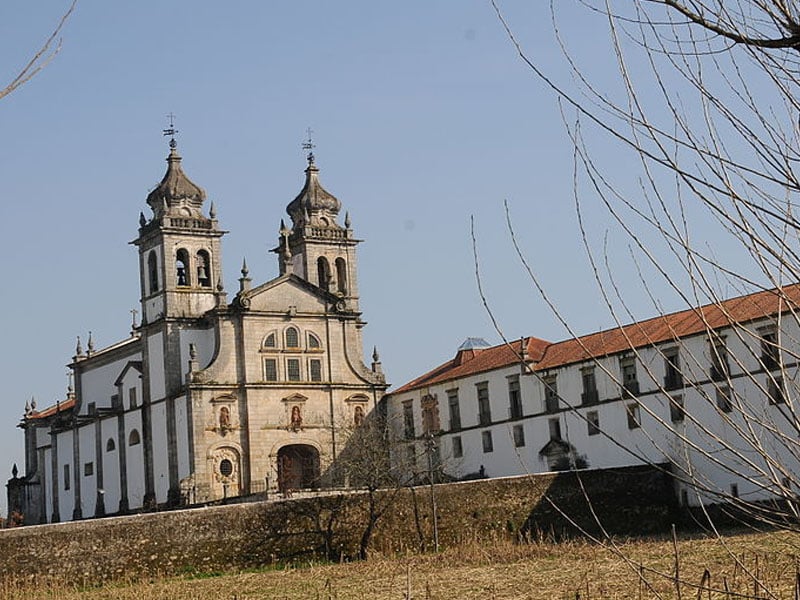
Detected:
left=392, top=337, right=549, bottom=395
left=391, top=284, right=800, bottom=395
left=27, top=397, right=76, bottom=420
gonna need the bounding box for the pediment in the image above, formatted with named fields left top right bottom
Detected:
left=114, top=361, right=143, bottom=386
left=282, top=393, right=308, bottom=403
left=237, top=274, right=335, bottom=313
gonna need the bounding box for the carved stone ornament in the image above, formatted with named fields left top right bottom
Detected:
left=212, top=447, right=239, bottom=484
left=234, top=292, right=251, bottom=310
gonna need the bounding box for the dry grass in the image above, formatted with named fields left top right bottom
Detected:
left=4, top=529, right=800, bottom=599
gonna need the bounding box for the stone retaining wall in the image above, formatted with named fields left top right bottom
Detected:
left=0, top=464, right=675, bottom=584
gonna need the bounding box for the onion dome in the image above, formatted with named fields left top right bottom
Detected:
left=286, top=158, right=342, bottom=229
left=146, top=142, right=207, bottom=217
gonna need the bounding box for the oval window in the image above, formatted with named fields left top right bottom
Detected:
left=220, top=458, right=233, bottom=477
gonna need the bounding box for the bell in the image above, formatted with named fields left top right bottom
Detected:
left=197, top=265, right=208, bottom=281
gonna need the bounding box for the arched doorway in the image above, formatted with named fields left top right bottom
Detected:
left=277, top=445, right=320, bottom=492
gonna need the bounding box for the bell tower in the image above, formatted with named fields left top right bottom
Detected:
left=275, top=146, right=361, bottom=311
left=134, top=135, right=225, bottom=325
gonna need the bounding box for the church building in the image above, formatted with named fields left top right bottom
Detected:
left=7, top=137, right=388, bottom=524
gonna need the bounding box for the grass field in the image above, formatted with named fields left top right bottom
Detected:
left=3, top=529, right=800, bottom=599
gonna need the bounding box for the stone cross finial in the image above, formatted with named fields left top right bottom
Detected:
left=302, top=127, right=316, bottom=165
left=163, top=112, right=179, bottom=149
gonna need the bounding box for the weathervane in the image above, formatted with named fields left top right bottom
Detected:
left=302, top=127, right=315, bottom=165
left=163, top=112, right=179, bottom=149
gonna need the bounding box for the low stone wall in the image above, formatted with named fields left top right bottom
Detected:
left=0, top=464, right=675, bottom=584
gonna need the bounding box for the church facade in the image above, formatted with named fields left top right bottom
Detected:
left=7, top=140, right=388, bottom=524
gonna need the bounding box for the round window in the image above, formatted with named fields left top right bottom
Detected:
left=220, top=458, right=233, bottom=477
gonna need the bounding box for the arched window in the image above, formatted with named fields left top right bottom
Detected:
left=308, top=333, right=321, bottom=349
left=285, top=327, right=299, bottom=348
left=264, top=333, right=277, bottom=348
left=335, top=258, right=348, bottom=295
left=317, top=257, right=331, bottom=290
left=196, top=250, right=211, bottom=287
left=106, top=438, right=116, bottom=452
left=128, top=429, right=141, bottom=446
left=176, top=249, right=190, bottom=286
left=148, top=251, right=159, bottom=293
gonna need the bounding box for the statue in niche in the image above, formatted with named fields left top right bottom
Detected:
left=290, top=405, right=303, bottom=431
left=353, top=405, right=365, bottom=427
left=219, top=406, right=231, bottom=432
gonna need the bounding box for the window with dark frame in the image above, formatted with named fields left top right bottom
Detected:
left=544, top=376, right=559, bottom=413
left=663, top=349, right=683, bottom=390
left=548, top=417, right=561, bottom=440
left=403, top=401, right=415, bottom=439
left=626, top=403, right=640, bottom=429
left=309, top=358, right=322, bottom=382
left=421, top=394, right=440, bottom=435
left=670, top=394, right=685, bottom=423
left=477, top=382, right=491, bottom=426
left=264, top=358, right=278, bottom=382
left=587, top=410, right=600, bottom=436
left=84, top=462, right=93, bottom=477
left=620, top=358, right=639, bottom=396
left=129, top=387, right=138, bottom=409
left=760, top=328, right=780, bottom=371
left=452, top=435, right=463, bottom=458
left=285, top=327, right=300, bottom=349
left=447, top=389, right=461, bottom=431
left=64, top=465, right=70, bottom=490
left=709, top=336, right=730, bottom=381
left=769, top=375, right=786, bottom=404
left=508, top=376, right=523, bottom=419
left=581, top=368, right=599, bottom=405
left=482, top=430, right=494, bottom=453
left=286, top=358, right=301, bottom=382
left=716, top=385, right=732, bottom=413
left=512, top=424, right=525, bottom=447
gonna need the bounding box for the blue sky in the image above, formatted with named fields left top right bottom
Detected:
left=0, top=2, right=733, bottom=513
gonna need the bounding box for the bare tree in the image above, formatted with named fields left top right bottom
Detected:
left=487, top=0, right=800, bottom=595
left=333, top=408, right=416, bottom=559
left=1, top=1, right=77, bottom=101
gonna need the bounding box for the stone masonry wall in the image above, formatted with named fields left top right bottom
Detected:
left=0, top=464, right=675, bottom=585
